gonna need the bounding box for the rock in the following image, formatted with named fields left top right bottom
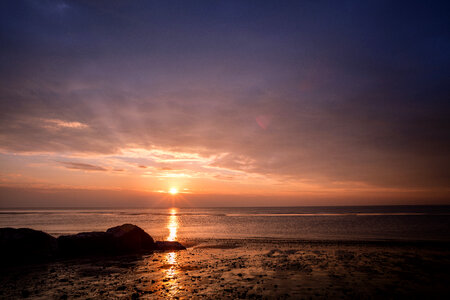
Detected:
left=116, top=285, right=126, bottom=291
left=106, top=224, right=156, bottom=252
left=21, top=290, right=30, bottom=298
left=58, top=224, right=157, bottom=256
left=1, top=224, right=186, bottom=261
left=57, top=231, right=115, bottom=256
left=0, top=227, right=57, bottom=264
left=155, top=241, right=186, bottom=251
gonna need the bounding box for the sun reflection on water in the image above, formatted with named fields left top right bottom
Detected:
left=167, top=208, right=178, bottom=242
left=164, top=208, right=179, bottom=295
left=165, top=251, right=178, bottom=278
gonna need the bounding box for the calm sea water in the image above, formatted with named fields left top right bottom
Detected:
left=1, top=206, right=449, bottom=242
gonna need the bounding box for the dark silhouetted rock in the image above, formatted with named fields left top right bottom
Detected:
left=57, top=231, right=115, bottom=256
left=156, top=241, right=186, bottom=250
left=0, top=227, right=57, bottom=263
left=1, top=224, right=186, bottom=262
left=58, top=224, right=157, bottom=256
left=106, top=224, right=156, bottom=252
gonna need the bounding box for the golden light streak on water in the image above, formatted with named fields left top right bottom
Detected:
left=164, top=208, right=179, bottom=296
left=165, top=252, right=178, bottom=278
left=167, top=208, right=178, bottom=241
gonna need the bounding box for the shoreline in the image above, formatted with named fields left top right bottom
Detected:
left=183, top=237, right=450, bottom=245
left=1, top=238, right=450, bottom=299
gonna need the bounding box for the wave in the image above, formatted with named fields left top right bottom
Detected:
left=224, top=213, right=448, bottom=217
left=0, top=211, right=227, bottom=217
left=1, top=209, right=449, bottom=217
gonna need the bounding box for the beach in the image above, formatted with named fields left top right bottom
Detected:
left=1, top=206, right=450, bottom=298
left=1, top=239, right=449, bottom=299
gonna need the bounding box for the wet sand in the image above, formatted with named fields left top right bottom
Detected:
left=1, top=240, right=449, bottom=299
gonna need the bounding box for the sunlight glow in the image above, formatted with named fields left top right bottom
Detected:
left=167, top=208, right=178, bottom=241
left=167, top=251, right=177, bottom=265
left=164, top=208, right=179, bottom=294
left=164, top=251, right=179, bottom=294
left=169, top=187, right=178, bottom=195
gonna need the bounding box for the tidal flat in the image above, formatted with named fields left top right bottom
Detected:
left=1, top=239, right=449, bottom=299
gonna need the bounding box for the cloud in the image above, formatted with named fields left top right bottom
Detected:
left=59, top=161, right=107, bottom=172
left=209, top=153, right=257, bottom=172
left=0, top=0, right=449, bottom=195
left=42, top=118, right=88, bottom=129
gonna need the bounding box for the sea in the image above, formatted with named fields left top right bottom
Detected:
left=1, top=206, right=449, bottom=242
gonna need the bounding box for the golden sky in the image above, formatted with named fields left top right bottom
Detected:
left=0, top=1, right=449, bottom=207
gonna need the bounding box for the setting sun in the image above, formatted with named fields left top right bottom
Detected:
left=169, top=187, right=178, bottom=195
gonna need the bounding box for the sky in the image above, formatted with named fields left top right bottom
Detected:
left=0, top=0, right=449, bottom=207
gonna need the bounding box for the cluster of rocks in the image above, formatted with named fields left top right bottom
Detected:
left=0, top=224, right=185, bottom=264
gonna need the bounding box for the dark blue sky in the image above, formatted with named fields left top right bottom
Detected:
left=0, top=0, right=449, bottom=206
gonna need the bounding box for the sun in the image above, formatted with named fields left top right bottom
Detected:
left=169, top=187, right=178, bottom=195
